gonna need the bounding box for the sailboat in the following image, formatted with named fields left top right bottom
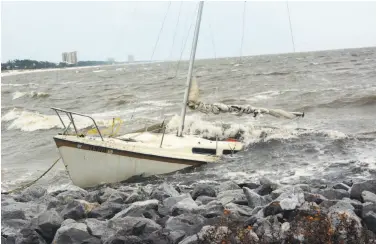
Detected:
left=51, top=2, right=303, bottom=188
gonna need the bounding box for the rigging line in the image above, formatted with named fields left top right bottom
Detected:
left=150, top=1, right=172, bottom=62
left=168, top=1, right=183, bottom=61
left=208, top=19, right=217, bottom=60
left=239, top=1, right=247, bottom=62
left=174, top=3, right=199, bottom=78
left=286, top=1, right=296, bottom=53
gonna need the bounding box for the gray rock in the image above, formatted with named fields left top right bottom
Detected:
left=14, top=185, right=47, bottom=202
left=243, top=187, right=270, bottom=208
left=60, top=200, right=86, bottom=220
left=107, top=216, right=161, bottom=240
left=1, top=206, right=26, bottom=220
left=254, top=216, right=282, bottom=242
left=171, top=197, right=199, bottom=216
left=264, top=202, right=283, bottom=217
left=36, top=209, right=63, bottom=242
left=125, top=187, right=149, bottom=204
left=1, top=219, right=29, bottom=237
left=333, top=183, right=350, bottom=191
left=197, top=200, right=224, bottom=218
left=55, top=189, right=88, bottom=204
left=275, top=188, right=305, bottom=210
left=217, top=189, right=246, bottom=205
left=304, top=192, right=327, bottom=204
left=350, top=179, right=376, bottom=201
left=112, top=199, right=158, bottom=219
left=145, top=229, right=186, bottom=244
left=85, top=218, right=108, bottom=239
left=150, top=183, right=180, bottom=202
left=191, top=184, right=216, bottom=200
left=195, top=196, right=216, bottom=205
left=217, top=181, right=240, bottom=192
left=320, top=188, right=350, bottom=200
left=97, top=187, right=123, bottom=204
left=159, top=193, right=192, bottom=216
left=238, top=182, right=260, bottom=190
left=225, top=203, right=252, bottom=217
left=362, top=202, right=376, bottom=218
left=363, top=211, right=376, bottom=234
left=1, top=201, right=45, bottom=220
left=340, top=198, right=363, bottom=216
left=88, top=202, right=125, bottom=220
left=362, top=191, right=376, bottom=204
left=343, top=179, right=354, bottom=187
left=14, top=228, right=46, bottom=244
left=104, top=235, right=144, bottom=244
left=165, top=214, right=206, bottom=236
left=52, top=219, right=101, bottom=244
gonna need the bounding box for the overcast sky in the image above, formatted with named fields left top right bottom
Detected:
left=2, top=1, right=376, bottom=63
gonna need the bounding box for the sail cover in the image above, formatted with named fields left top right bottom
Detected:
left=187, top=78, right=304, bottom=119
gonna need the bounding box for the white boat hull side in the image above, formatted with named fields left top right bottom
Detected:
left=58, top=146, right=193, bottom=188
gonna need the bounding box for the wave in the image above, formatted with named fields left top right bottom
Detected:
left=1, top=82, right=38, bottom=87
left=1, top=108, right=126, bottom=132
left=254, top=71, right=290, bottom=76
left=12, top=91, right=50, bottom=100
left=299, top=94, right=376, bottom=110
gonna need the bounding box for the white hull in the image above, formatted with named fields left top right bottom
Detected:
left=54, top=133, right=243, bottom=188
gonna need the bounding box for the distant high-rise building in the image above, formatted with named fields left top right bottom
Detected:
left=62, top=51, right=78, bottom=64
left=128, top=55, right=134, bottom=63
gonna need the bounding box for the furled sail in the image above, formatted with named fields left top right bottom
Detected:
left=187, top=78, right=304, bottom=119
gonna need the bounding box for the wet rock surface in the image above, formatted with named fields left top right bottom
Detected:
left=2, top=178, right=376, bottom=243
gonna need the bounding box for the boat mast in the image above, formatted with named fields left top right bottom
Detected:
left=177, top=1, right=204, bottom=137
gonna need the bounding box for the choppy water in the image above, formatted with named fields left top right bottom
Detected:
left=2, top=47, right=376, bottom=192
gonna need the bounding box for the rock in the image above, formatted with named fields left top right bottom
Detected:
left=343, top=179, right=354, bottom=187
left=150, top=183, right=180, bottom=202
left=217, top=181, right=240, bottom=192
left=112, top=199, right=158, bottom=219
left=96, top=187, right=122, bottom=204
left=198, top=200, right=224, bottom=218
left=304, top=192, right=327, bottom=204
left=320, top=188, right=350, bottom=200
left=55, top=189, right=88, bottom=204
left=165, top=214, right=206, bottom=236
left=52, top=219, right=101, bottom=244
left=1, top=206, right=26, bottom=220
left=60, top=200, right=99, bottom=220
left=275, top=188, right=305, bottom=211
left=217, top=189, right=246, bottom=205
left=363, top=211, right=376, bottom=234
left=244, top=216, right=258, bottom=227
left=333, top=183, right=350, bottom=191
left=254, top=216, right=282, bottom=242
left=362, top=202, right=376, bottom=218
left=88, top=202, right=125, bottom=220
left=14, top=185, right=47, bottom=202
left=328, top=201, right=362, bottom=232
left=340, top=198, right=363, bottom=217
left=224, top=203, right=253, bottom=218
left=254, top=184, right=273, bottom=196
left=1, top=219, right=29, bottom=237
left=362, top=191, right=376, bottom=204
left=179, top=225, right=230, bottom=244
left=35, top=209, right=63, bottom=242
left=2, top=201, right=45, bottom=220
left=145, top=229, right=186, bottom=244
left=171, top=197, right=199, bottom=216
left=238, top=182, right=260, bottom=190
left=158, top=193, right=192, bottom=216
left=350, top=179, right=376, bottom=201
left=243, top=187, right=270, bottom=208
left=107, top=216, right=161, bottom=240
left=264, top=202, right=283, bottom=217
left=195, top=196, right=216, bottom=205
left=125, top=187, right=149, bottom=204
left=191, top=184, right=216, bottom=200
left=104, top=235, right=144, bottom=244
left=85, top=218, right=107, bottom=239
left=14, top=228, right=46, bottom=244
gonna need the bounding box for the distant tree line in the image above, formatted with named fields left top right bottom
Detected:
left=1, top=59, right=115, bottom=71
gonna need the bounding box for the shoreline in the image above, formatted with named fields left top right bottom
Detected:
left=2, top=177, right=375, bottom=243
